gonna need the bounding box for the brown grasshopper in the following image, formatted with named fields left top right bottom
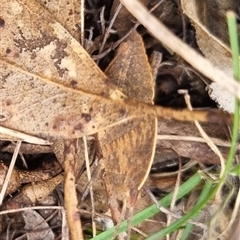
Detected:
left=0, top=0, right=232, bottom=239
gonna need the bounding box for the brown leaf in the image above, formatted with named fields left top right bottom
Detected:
left=181, top=0, right=239, bottom=112
left=0, top=160, right=62, bottom=196
left=1, top=59, right=132, bottom=140
left=0, top=162, right=20, bottom=196
left=36, top=0, right=81, bottom=41
left=22, top=209, right=55, bottom=240
left=3, top=173, right=63, bottom=210
left=104, top=31, right=154, bottom=103
left=1, top=142, right=52, bottom=154
left=111, top=0, right=137, bottom=37
left=20, top=173, right=63, bottom=203
left=191, top=0, right=238, bottom=45
left=181, top=0, right=235, bottom=75
left=157, top=118, right=234, bottom=164
left=0, top=0, right=109, bottom=96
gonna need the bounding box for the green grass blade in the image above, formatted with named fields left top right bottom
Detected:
left=179, top=179, right=213, bottom=240
left=146, top=180, right=212, bottom=240
left=229, top=164, right=240, bottom=176
left=227, top=11, right=240, bottom=81
left=92, top=172, right=202, bottom=240
left=225, top=11, right=240, bottom=174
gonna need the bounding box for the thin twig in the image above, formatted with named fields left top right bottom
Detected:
left=93, top=0, right=164, bottom=61
left=99, top=7, right=106, bottom=38
left=97, top=3, right=122, bottom=64
left=131, top=226, right=148, bottom=238
left=64, top=140, right=84, bottom=240
left=19, top=151, right=28, bottom=169
left=151, top=160, right=198, bottom=178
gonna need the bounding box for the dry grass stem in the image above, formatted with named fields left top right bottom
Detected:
left=0, top=126, right=51, bottom=145
left=166, top=156, right=182, bottom=239
left=224, top=183, right=240, bottom=239
left=0, top=206, right=64, bottom=215
left=157, top=135, right=239, bottom=149
left=98, top=3, right=122, bottom=58
left=217, top=183, right=240, bottom=239
left=151, top=160, right=198, bottom=178
left=184, top=91, right=229, bottom=235
left=83, top=136, right=97, bottom=237
left=131, top=226, right=148, bottom=238
left=0, top=141, right=22, bottom=205
left=183, top=92, right=225, bottom=177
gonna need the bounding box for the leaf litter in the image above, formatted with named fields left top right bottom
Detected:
left=0, top=0, right=239, bottom=239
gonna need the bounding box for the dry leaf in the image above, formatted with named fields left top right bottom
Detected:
left=111, top=0, right=138, bottom=37
left=1, top=58, right=136, bottom=140
left=191, top=0, right=238, bottom=45
left=1, top=142, right=52, bottom=154
left=0, top=0, right=110, bottom=96
left=0, top=162, right=21, bottom=196
left=22, top=209, right=55, bottom=240
left=3, top=173, right=63, bottom=210
left=0, top=160, right=62, bottom=195
left=36, top=0, right=81, bottom=41
left=157, top=118, right=234, bottom=164
left=181, top=0, right=240, bottom=113
left=104, top=31, right=154, bottom=103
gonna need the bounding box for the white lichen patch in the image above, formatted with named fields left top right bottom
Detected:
left=208, top=82, right=235, bottom=113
